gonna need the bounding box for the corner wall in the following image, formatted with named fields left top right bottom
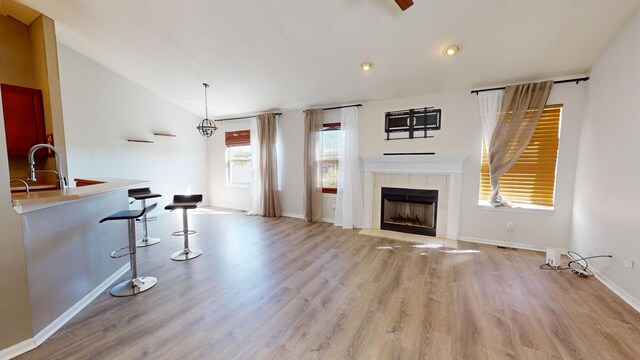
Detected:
left=28, top=15, right=68, bottom=179
left=570, top=7, right=640, bottom=303
left=57, top=44, right=209, bottom=209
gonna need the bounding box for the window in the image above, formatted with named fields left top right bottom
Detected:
left=479, top=104, right=562, bottom=207
left=321, top=123, right=340, bottom=194
left=225, top=130, right=252, bottom=186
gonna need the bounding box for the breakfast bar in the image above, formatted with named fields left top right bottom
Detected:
left=11, top=178, right=148, bottom=341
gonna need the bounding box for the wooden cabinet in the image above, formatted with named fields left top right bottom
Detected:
left=1, top=84, right=46, bottom=157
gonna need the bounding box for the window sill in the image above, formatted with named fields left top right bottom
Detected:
left=477, top=201, right=555, bottom=215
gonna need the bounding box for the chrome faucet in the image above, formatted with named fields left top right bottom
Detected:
left=27, top=144, right=67, bottom=190
left=10, top=179, right=30, bottom=194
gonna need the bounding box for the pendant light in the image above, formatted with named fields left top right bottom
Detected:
left=196, top=83, right=217, bottom=137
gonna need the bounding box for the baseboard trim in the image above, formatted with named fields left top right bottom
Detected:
left=1, top=264, right=129, bottom=358
left=0, top=338, right=37, bottom=360
left=281, top=212, right=304, bottom=220
left=459, top=235, right=567, bottom=254
left=590, top=266, right=640, bottom=314
left=280, top=213, right=333, bottom=224
left=33, top=263, right=130, bottom=345
left=280, top=213, right=336, bottom=225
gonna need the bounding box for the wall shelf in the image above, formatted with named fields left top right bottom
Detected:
left=153, top=132, right=176, bottom=137
left=127, top=139, right=154, bottom=144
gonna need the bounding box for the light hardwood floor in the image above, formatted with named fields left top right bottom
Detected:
left=17, top=208, right=640, bottom=359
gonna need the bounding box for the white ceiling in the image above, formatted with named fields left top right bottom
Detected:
left=17, top=0, right=640, bottom=118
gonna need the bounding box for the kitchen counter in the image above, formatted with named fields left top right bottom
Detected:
left=12, top=178, right=148, bottom=212
left=12, top=177, right=149, bottom=338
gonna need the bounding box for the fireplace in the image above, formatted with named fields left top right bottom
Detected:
left=380, top=187, right=438, bottom=236
left=362, top=155, right=466, bottom=239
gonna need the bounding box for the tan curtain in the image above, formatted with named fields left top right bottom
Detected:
left=256, top=113, right=281, bottom=217
left=303, top=109, right=323, bottom=222
left=488, top=81, right=553, bottom=206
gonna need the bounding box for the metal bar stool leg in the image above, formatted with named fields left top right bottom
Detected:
left=170, top=209, right=203, bottom=261
left=110, top=218, right=158, bottom=296
left=136, top=199, right=161, bottom=247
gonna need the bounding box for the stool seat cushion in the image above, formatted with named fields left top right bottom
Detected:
left=100, top=203, right=157, bottom=223
left=129, top=187, right=162, bottom=200
left=100, top=209, right=145, bottom=222
left=165, top=202, right=199, bottom=210
left=132, top=193, right=162, bottom=200
left=164, top=194, right=203, bottom=211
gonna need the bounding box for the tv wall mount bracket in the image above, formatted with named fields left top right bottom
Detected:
left=384, top=107, right=441, bottom=140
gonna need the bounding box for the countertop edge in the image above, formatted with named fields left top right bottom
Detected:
left=12, top=178, right=149, bottom=210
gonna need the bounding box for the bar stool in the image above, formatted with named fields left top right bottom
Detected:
left=100, top=203, right=158, bottom=296
left=128, top=187, right=162, bottom=247
left=165, top=194, right=203, bottom=261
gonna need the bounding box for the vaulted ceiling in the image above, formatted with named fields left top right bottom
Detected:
left=17, top=0, right=640, bottom=117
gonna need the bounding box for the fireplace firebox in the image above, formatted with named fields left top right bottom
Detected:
left=380, top=187, right=438, bottom=236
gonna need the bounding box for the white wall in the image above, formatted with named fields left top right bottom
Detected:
left=0, top=87, right=34, bottom=351
left=570, top=7, right=640, bottom=303
left=209, top=83, right=586, bottom=251
left=277, top=111, right=305, bottom=217
left=58, top=44, right=209, bottom=209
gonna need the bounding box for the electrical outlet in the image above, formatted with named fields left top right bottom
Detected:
left=506, top=222, right=514, bottom=233
left=624, top=259, right=635, bottom=274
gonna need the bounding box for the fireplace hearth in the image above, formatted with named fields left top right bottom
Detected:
left=381, top=187, right=438, bottom=236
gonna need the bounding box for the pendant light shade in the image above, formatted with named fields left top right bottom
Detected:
left=197, top=83, right=217, bottom=137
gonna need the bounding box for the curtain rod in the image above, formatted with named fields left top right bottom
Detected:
left=470, top=77, right=590, bottom=95
left=322, top=103, right=362, bottom=111
left=214, top=112, right=282, bottom=122
left=304, top=104, right=363, bottom=112
left=217, top=103, right=364, bottom=120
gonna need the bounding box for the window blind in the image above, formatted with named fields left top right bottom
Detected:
left=480, top=104, right=562, bottom=207
left=225, top=130, right=250, bottom=147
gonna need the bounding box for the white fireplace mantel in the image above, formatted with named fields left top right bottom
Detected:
left=361, top=154, right=468, bottom=239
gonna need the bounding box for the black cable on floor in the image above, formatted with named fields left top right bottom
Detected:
left=540, top=250, right=612, bottom=277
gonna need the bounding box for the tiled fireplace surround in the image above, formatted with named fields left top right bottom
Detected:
left=361, top=155, right=467, bottom=240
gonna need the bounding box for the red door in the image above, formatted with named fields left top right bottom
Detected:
left=1, top=84, right=46, bottom=157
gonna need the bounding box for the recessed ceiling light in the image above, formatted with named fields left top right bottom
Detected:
left=361, top=63, right=373, bottom=71
left=443, top=44, right=461, bottom=56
